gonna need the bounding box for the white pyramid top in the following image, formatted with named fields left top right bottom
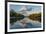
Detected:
left=19, top=5, right=27, bottom=11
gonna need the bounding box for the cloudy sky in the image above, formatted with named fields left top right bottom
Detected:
left=10, top=5, right=41, bottom=11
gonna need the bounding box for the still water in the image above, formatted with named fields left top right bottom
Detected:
left=10, top=17, right=41, bottom=29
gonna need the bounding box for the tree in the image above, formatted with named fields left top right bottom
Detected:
left=10, top=9, right=17, bottom=17
left=28, top=13, right=41, bottom=22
